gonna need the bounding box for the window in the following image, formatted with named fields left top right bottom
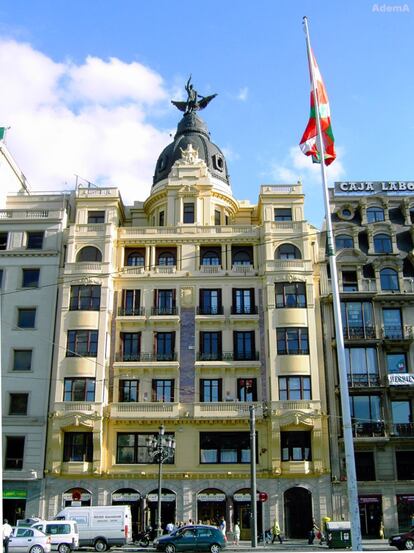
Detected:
left=335, top=235, right=354, bottom=249
left=116, top=432, right=175, bottom=464
left=355, top=452, right=376, bottom=481
left=237, top=378, right=257, bottom=401
left=350, top=395, right=383, bottom=436
left=87, top=211, right=105, bottom=224
left=22, top=269, right=40, bottom=288
left=9, top=393, right=28, bottom=415
left=214, top=210, right=221, bottom=226
left=158, top=252, right=175, bottom=266
left=201, top=251, right=221, bottom=266
left=13, top=350, right=32, bottom=371
left=155, top=332, right=175, bottom=361
left=277, top=328, right=309, bottom=355
left=383, top=308, right=403, bottom=339
left=345, top=348, right=379, bottom=386
left=26, top=231, right=44, bottom=249
left=121, top=289, right=141, bottom=316
left=232, top=250, right=252, bottom=266
left=380, top=268, right=399, bottom=291
left=391, top=401, right=412, bottom=436
left=386, top=353, right=407, bottom=374
left=276, top=244, right=301, bottom=259
left=396, top=451, right=414, bottom=480
left=374, top=233, right=392, bottom=254
left=159, top=211, right=165, bottom=227
left=120, top=332, right=141, bottom=361
left=367, top=207, right=385, bottom=223
left=63, top=432, right=93, bottom=462
left=154, top=289, right=176, bottom=315
left=70, top=285, right=101, bottom=310
left=275, top=282, right=306, bottom=308
left=183, top=203, right=195, bottom=224
left=199, top=331, right=222, bottom=361
left=64, top=378, right=96, bottom=402
left=279, top=376, right=311, bottom=400
left=119, top=380, right=139, bottom=402
left=66, top=330, right=98, bottom=357
left=76, top=246, right=102, bottom=262
left=5, top=436, right=25, bottom=469
left=152, top=379, right=174, bottom=402
left=0, top=232, right=8, bottom=250
left=232, top=288, right=255, bottom=314
left=274, top=208, right=292, bottom=222
left=200, top=432, right=252, bottom=464
left=200, top=379, right=222, bottom=402
left=199, top=289, right=222, bottom=315
left=127, top=252, right=145, bottom=266
left=17, top=308, right=36, bottom=328
left=342, top=271, right=358, bottom=292
left=281, top=431, right=311, bottom=461
left=233, top=331, right=256, bottom=360
left=341, top=301, right=375, bottom=339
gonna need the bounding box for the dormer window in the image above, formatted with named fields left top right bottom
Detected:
left=212, top=154, right=224, bottom=172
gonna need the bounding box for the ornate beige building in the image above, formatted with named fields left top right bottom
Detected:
left=43, top=110, right=331, bottom=540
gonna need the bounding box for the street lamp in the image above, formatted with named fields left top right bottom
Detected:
left=147, top=425, right=176, bottom=537
left=249, top=405, right=257, bottom=549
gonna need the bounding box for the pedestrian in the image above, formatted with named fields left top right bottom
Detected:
left=219, top=516, right=226, bottom=537
left=166, top=522, right=174, bottom=533
left=308, top=519, right=319, bottom=545
left=3, top=519, right=13, bottom=553
left=233, top=521, right=240, bottom=546
left=271, top=519, right=283, bottom=544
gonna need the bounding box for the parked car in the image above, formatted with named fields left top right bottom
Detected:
left=9, top=527, right=52, bottom=553
left=389, top=527, right=414, bottom=550
left=153, top=525, right=227, bottom=553
left=31, top=520, right=79, bottom=553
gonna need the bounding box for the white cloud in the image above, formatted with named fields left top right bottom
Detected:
left=237, top=87, right=248, bottom=101
left=270, top=145, right=346, bottom=185
left=0, top=39, right=172, bottom=206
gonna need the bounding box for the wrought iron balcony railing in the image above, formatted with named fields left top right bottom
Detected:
left=347, top=373, right=381, bottom=387
left=231, top=305, right=258, bottom=315
left=197, top=306, right=224, bottom=315
left=151, top=307, right=178, bottom=316
left=115, top=352, right=177, bottom=362
left=352, top=421, right=385, bottom=437
left=118, top=306, right=145, bottom=316
left=390, top=423, right=414, bottom=437
left=342, top=325, right=377, bottom=340
left=197, top=351, right=260, bottom=361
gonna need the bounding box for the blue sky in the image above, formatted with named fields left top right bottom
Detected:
left=0, top=0, right=412, bottom=225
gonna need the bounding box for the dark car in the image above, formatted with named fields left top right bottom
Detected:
left=153, top=525, right=227, bottom=553
left=389, top=527, right=414, bottom=550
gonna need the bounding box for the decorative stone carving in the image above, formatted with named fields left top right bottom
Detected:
left=180, top=143, right=201, bottom=165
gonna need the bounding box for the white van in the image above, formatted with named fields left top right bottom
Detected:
left=55, top=505, right=132, bottom=551
left=31, top=521, right=79, bottom=553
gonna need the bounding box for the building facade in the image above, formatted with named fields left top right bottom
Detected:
left=320, top=182, right=414, bottom=537
left=0, top=180, right=69, bottom=521
left=43, top=110, right=331, bottom=539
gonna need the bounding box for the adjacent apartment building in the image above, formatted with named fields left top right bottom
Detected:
left=43, top=109, right=331, bottom=539
left=319, top=181, right=414, bottom=537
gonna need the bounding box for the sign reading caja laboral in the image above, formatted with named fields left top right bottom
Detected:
left=335, top=181, right=414, bottom=194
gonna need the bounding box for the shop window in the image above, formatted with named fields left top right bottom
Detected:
left=63, top=432, right=93, bottom=462
left=281, top=431, right=311, bottom=461
left=5, top=436, right=25, bottom=469
left=64, top=378, right=96, bottom=401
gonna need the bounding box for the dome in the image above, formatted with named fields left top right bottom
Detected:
left=153, top=112, right=230, bottom=186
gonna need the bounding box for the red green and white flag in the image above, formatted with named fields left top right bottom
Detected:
left=299, top=49, right=336, bottom=166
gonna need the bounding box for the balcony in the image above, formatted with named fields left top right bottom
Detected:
left=231, top=264, right=255, bottom=275
left=110, top=402, right=179, bottom=419
left=347, top=373, right=381, bottom=387
left=151, top=307, right=178, bottom=316
left=382, top=325, right=414, bottom=341
left=118, top=307, right=145, bottom=317
left=115, top=352, right=177, bottom=362
left=231, top=305, right=258, bottom=315
left=193, top=402, right=253, bottom=419
left=196, top=306, right=224, bottom=315
left=199, top=265, right=223, bottom=274
left=266, top=259, right=313, bottom=272
left=0, top=209, right=61, bottom=219
left=196, top=351, right=259, bottom=362
left=390, top=423, right=414, bottom=437
left=65, top=262, right=103, bottom=274
left=53, top=402, right=103, bottom=415
left=119, top=225, right=258, bottom=239
left=353, top=422, right=385, bottom=438
left=342, top=325, right=377, bottom=340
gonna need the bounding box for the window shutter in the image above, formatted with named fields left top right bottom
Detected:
left=154, top=289, right=158, bottom=308
left=250, top=288, right=255, bottom=309
left=171, top=332, right=176, bottom=353
left=218, top=379, right=223, bottom=402
left=172, top=288, right=176, bottom=307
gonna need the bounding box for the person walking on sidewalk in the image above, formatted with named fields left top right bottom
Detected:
left=233, top=521, right=240, bottom=546
left=272, top=519, right=283, bottom=544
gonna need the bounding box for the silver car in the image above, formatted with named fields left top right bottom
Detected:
left=9, top=527, right=52, bottom=553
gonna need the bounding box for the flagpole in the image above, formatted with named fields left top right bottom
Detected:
left=302, top=16, right=362, bottom=551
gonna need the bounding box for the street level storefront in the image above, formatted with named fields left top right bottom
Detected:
left=3, top=480, right=43, bottom=525
left=197, top=489, right=226, bottom=525
left=112, top=488, right=142, bottom=540
left=358, top=496, right=383, bottom=538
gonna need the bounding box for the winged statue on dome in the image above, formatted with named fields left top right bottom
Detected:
left=171, top=76, right=217, bottom=114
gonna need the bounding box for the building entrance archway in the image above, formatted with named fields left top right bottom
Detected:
left=62, top=487, right=91, bottom=507
left=112, top=488, right=141, bottom=541
left=197, top=488, right=226, bottom=526
left=232, top=488, right=263, bottom=541
left=284, top=487, right=312, bottom=538
left=147, top=488, right=176, bottom=533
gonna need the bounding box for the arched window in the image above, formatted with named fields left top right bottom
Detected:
left=374, top=234, right=392, bottom=254
left=367, top=207, right=385, bottom=223
left=380, top=268, right=399, bottom=291
left=76, top=246, right=102, bottom=262
left=201, top=251, right=221, bottom=266
left=335, top=235, right=354, bottom=249
left=158, top=252, right=175, bottom=266
left=233, top=251, right=252, bottom=266
left=127, top=253, right=145, bottom=266
left=276, top=244, right=301, bottom=260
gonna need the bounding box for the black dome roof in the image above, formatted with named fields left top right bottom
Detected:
left=153, top=112, right=230, bottom=186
